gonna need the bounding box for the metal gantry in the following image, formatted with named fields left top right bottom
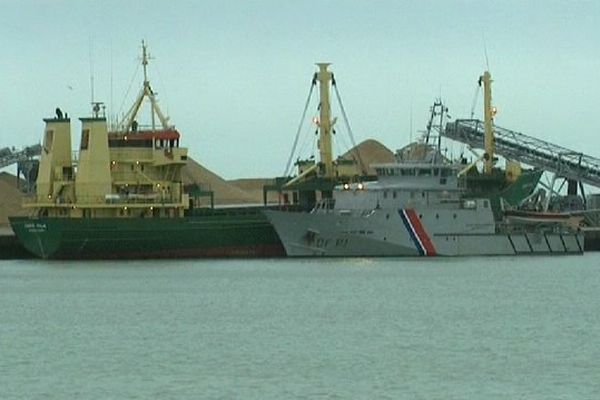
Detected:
left=444, top=119, right=600, bottom=188
left=0, top=144, right=41, bottom=169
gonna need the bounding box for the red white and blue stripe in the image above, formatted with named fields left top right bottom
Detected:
left=399, top=209, right=437, bottom=256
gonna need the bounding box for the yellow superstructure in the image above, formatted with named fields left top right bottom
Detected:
left=26, top=42, right=188, bottom=219
left=75, top=118, right=112, bottom=204
left=36, top=116, right=73, bottom=204
left=316, top=63, right=335, bottom=178
left=480, top=70, right=495, bottom=174
left=285, top=63, right=363, bottom=186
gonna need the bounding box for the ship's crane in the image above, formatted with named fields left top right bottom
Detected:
left=117, top=40, right=171, bottom=133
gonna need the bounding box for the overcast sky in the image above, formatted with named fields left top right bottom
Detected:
left=1, top=1, right=599, bottom=179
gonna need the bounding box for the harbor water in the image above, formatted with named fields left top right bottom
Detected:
left=1, top=255, right=599, bottom=399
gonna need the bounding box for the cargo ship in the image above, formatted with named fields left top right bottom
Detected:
left=10, top=42, right=283, bottom=259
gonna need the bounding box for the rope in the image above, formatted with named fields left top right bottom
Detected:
left=283, top=76, right=316, bottom=176
left=117, top=61, right=141, bottom=123
left=296, top=112, right=317, bottom=161
left=153, top=62, right=170, bottom=117
left=332, top=79, right=367, bottom=175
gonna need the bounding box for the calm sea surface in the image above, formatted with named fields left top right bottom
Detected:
left=1, top=255, right=599, bottom=399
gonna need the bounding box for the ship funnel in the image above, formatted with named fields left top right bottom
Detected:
left=75, top=117, right=112, bottom=203
left=36, top=114, right=72, bottom=202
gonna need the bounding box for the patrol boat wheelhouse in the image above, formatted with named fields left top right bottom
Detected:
left=264, top=151, right=583, bottom=256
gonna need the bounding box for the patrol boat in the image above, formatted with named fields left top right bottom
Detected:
left=264, top=70, right=584, bottom=257
left=264, top=151, right=583, bottom=256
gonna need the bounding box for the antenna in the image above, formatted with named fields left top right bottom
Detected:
left=110, top=37, right=114, bottom=129
left=483, top=32, right=490, bottom=71
left=409, top=100, right=413, bottom=143
left=89, top=36, right=95, bottom=105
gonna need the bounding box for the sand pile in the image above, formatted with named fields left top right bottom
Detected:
left=0, top=173, right=27, bottom=227
left=227, top=178, right=279, bottom=204
left=340, top=139, right=395, bottom=174
left=227, top=139, right=395, bottom=195
left=185, top=139, right=395, bottom=202
left=181, top=158, right=258, bottom=205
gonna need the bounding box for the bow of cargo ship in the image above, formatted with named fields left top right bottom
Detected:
left=9, top=217, right=61, bottom=259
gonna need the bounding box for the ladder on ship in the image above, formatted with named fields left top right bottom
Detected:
left=444, top=119, right=600, bottom=188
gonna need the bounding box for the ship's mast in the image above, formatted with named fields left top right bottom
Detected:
left=141, top=41, right=156, bottom=130
left=120, top=41, right=171, bottom=132
left=316, top=63, right=334, bottom=178
left=480, top=70, right=495, bottom=174
left=142, top=40, right=149, bottom=85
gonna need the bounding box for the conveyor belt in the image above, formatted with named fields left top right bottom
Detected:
left=444, top=119, right=600, bottom=188
left=0, top=144, right=41, bottom=169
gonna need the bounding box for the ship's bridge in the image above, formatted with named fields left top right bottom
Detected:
left=372, top=162, right=462, bottom=191
left=330, top=162, right=465, bottom=211
left=108, top=129, right=181, bottom=149
left=107, top=127, right=187, bottom=169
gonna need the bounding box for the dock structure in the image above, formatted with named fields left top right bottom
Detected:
left=0, top=144, right=42, bottom=193
left=444, top=119, right=600, bottom=188
left=0, top=145, right=41, bottom=170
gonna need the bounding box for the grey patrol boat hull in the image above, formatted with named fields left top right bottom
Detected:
left=264, top=208, right=584, bottom=257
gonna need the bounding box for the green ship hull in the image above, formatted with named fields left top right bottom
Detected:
left=465, top=169, right=544, bottom=217
left=10, top=207, right=283, bottom=259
